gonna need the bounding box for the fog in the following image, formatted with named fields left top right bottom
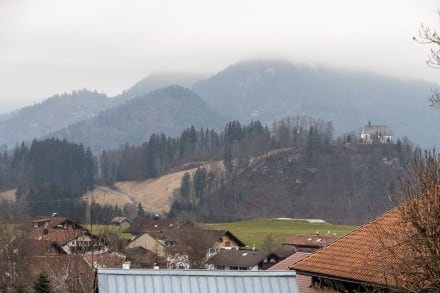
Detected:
left=0, top=0, right=439, bottom=113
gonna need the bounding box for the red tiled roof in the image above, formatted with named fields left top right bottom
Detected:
left=206, top=249, right=269, bottom=267
left=27, top=228, right=87, bottom=246
left=283, top=235, right=338, bottom=248
left=269, top=252, right=311, bottom=270
left=291, top=208, right=406, bottom=288
left=84, top=251, right=126, bottom=268
left=125, top=219, right=191, bottom=234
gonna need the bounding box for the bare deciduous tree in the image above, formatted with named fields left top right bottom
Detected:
left=384, top=150, right=440, bottom=292
left=415, top=11, right=440, bottom=108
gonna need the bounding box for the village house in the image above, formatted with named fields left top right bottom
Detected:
left=111, top=216, right=131, bottom=227
left=291, top=207, right=411, bottom=292
left=26, top=215, right=106, bottom=254
left=268, top=252, right=320, bottom=293
left=282, top=233, right=338, bottom=253
left=125, top=217, right=246, bottom=268
left=360, top=121, right=392, bottom=144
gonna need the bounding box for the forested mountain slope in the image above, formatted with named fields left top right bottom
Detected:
left=193, top=60, right=437, bottom=147
left=0, top=90, right=111, bottom=147
left=50, top=86, right=224, bottom=152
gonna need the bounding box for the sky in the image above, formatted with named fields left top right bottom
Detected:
left=0, top=0, right=439, bottom=113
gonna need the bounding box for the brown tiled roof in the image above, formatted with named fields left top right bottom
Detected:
left=27, top=228, right=88, bottom=246
left=269, top=252, right=311, bottom=270
left=206, top=249, right=269, bottom=267
left=111, top=217, right=131, bottom=224
left=16, top=239, right=65, bottom=256
left=202, top=230, right=246, bottom=247
left=272, top=246, right=297, bottom=259
left=291, top=208, right=404, bottom=288
left=84, top=251, right=126, bottom=268
left=283, top=235, right=338, bottom=248
left=124, top=247, right=167, bottom=268
left=125, top=219, right=189, bottom=235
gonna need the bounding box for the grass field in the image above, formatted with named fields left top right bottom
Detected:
left=84, top=219, right=356, bottom=250
left=84, top=225, right=133, bottom=241
left=207, top=219, right=356, bottom=250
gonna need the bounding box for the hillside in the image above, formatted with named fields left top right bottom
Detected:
left=0, top=90, right=111, bottom=147
left=114, top=73, right=204, bottom=104
left=207, top=219, right=356, bottom=250
left=81, top=163, right=215, bottom=214
left=50, top=86, right=225, bottom=152
left=193, top=60, right=438, bottom=147
left=177, top=142, right=408, bottom=225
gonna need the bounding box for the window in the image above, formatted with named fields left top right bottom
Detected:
left=224, top=241, right=231, bottom=247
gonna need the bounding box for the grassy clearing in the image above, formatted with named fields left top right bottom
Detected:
left=206, top=219, right=356, bottom=250
left=84, top=225, right=132, bottom=241
left=84, top=219, right=356, bottom=250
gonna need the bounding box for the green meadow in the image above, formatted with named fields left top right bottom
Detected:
left=207, top=219, right=356, bottom=250
left=84, top=219, right=356, bottom=250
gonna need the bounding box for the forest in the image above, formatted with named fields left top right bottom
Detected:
left=0, top=115, right=413, bottom=224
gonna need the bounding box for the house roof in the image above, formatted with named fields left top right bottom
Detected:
left=123, top=247, right=167, bottom=268
left=124, top=219, right=189, bottom=235
left=97, top=269, right=299, bottom=293
left=111, top=217, right=131, bottom=224
left=206, top=249, right=269, bottom=267
left=283, top=234, right=338, bottom=248
left=361, top=124, right=391, bottom=136
left=23, top=216, right=83, bottom=231
left=269, top=252, right=311, bottom=271
left=203, top=229, right=246, bottom=247
left=16, top=239, right=65, bottom=256
left=84, top=251, right=126, bottom=268
left=272, top=246, right=297, bottom=259
left=291, top=207, right=404, bottom=288
left=27, top=228, right=90, bottom=246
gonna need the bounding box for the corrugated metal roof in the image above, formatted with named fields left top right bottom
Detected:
left=98, top=269, right=299, bottom=293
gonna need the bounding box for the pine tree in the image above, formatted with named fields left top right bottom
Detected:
left=34, top=273, right=51, bottom=293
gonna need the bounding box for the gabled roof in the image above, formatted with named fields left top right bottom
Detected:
left=97, top=269, right=299, bottom=293
left=204, top=229, right=246, bottom=247
left=283, top=234, right=338, bottom=248
left=206, top=249, right=269, bottom=267
left=124, top=219, right=189, bottom=235
left=272, top=246, right=297, bottom=259
left=84, top=251, right=126, bottom=268
left=268, top=252, right=323, bottom=293
left=111, top=217, right=131, bottom=224
left=361, top=124, right=391, bottom=136
left=24, top=216, right=82, bottom=231
left=27, top=228, right=91, bottom=246
left=291, top=208, right=403, bottom=288
left=269, top=252, right=310, bottom=271
left=16, top=239, right=65, bottom=256
left=123, top=247, right=167, bottom=268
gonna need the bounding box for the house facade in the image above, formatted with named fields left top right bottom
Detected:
left=360, top=122, right=392, bottom=144
left=291, top=208, right=406, bottom=292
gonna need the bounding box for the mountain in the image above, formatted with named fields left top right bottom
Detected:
left=0, top=73, right=205, bottom=149
left=50, top=86, right=224, bottom=152
left=114, top=73, right=204, bottom=104
left=0, top=90, right=111, bottom=147
left=193, top=60, right=438, bottom=147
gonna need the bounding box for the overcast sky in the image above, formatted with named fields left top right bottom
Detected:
left=0, top=0, right=439, bottom=113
